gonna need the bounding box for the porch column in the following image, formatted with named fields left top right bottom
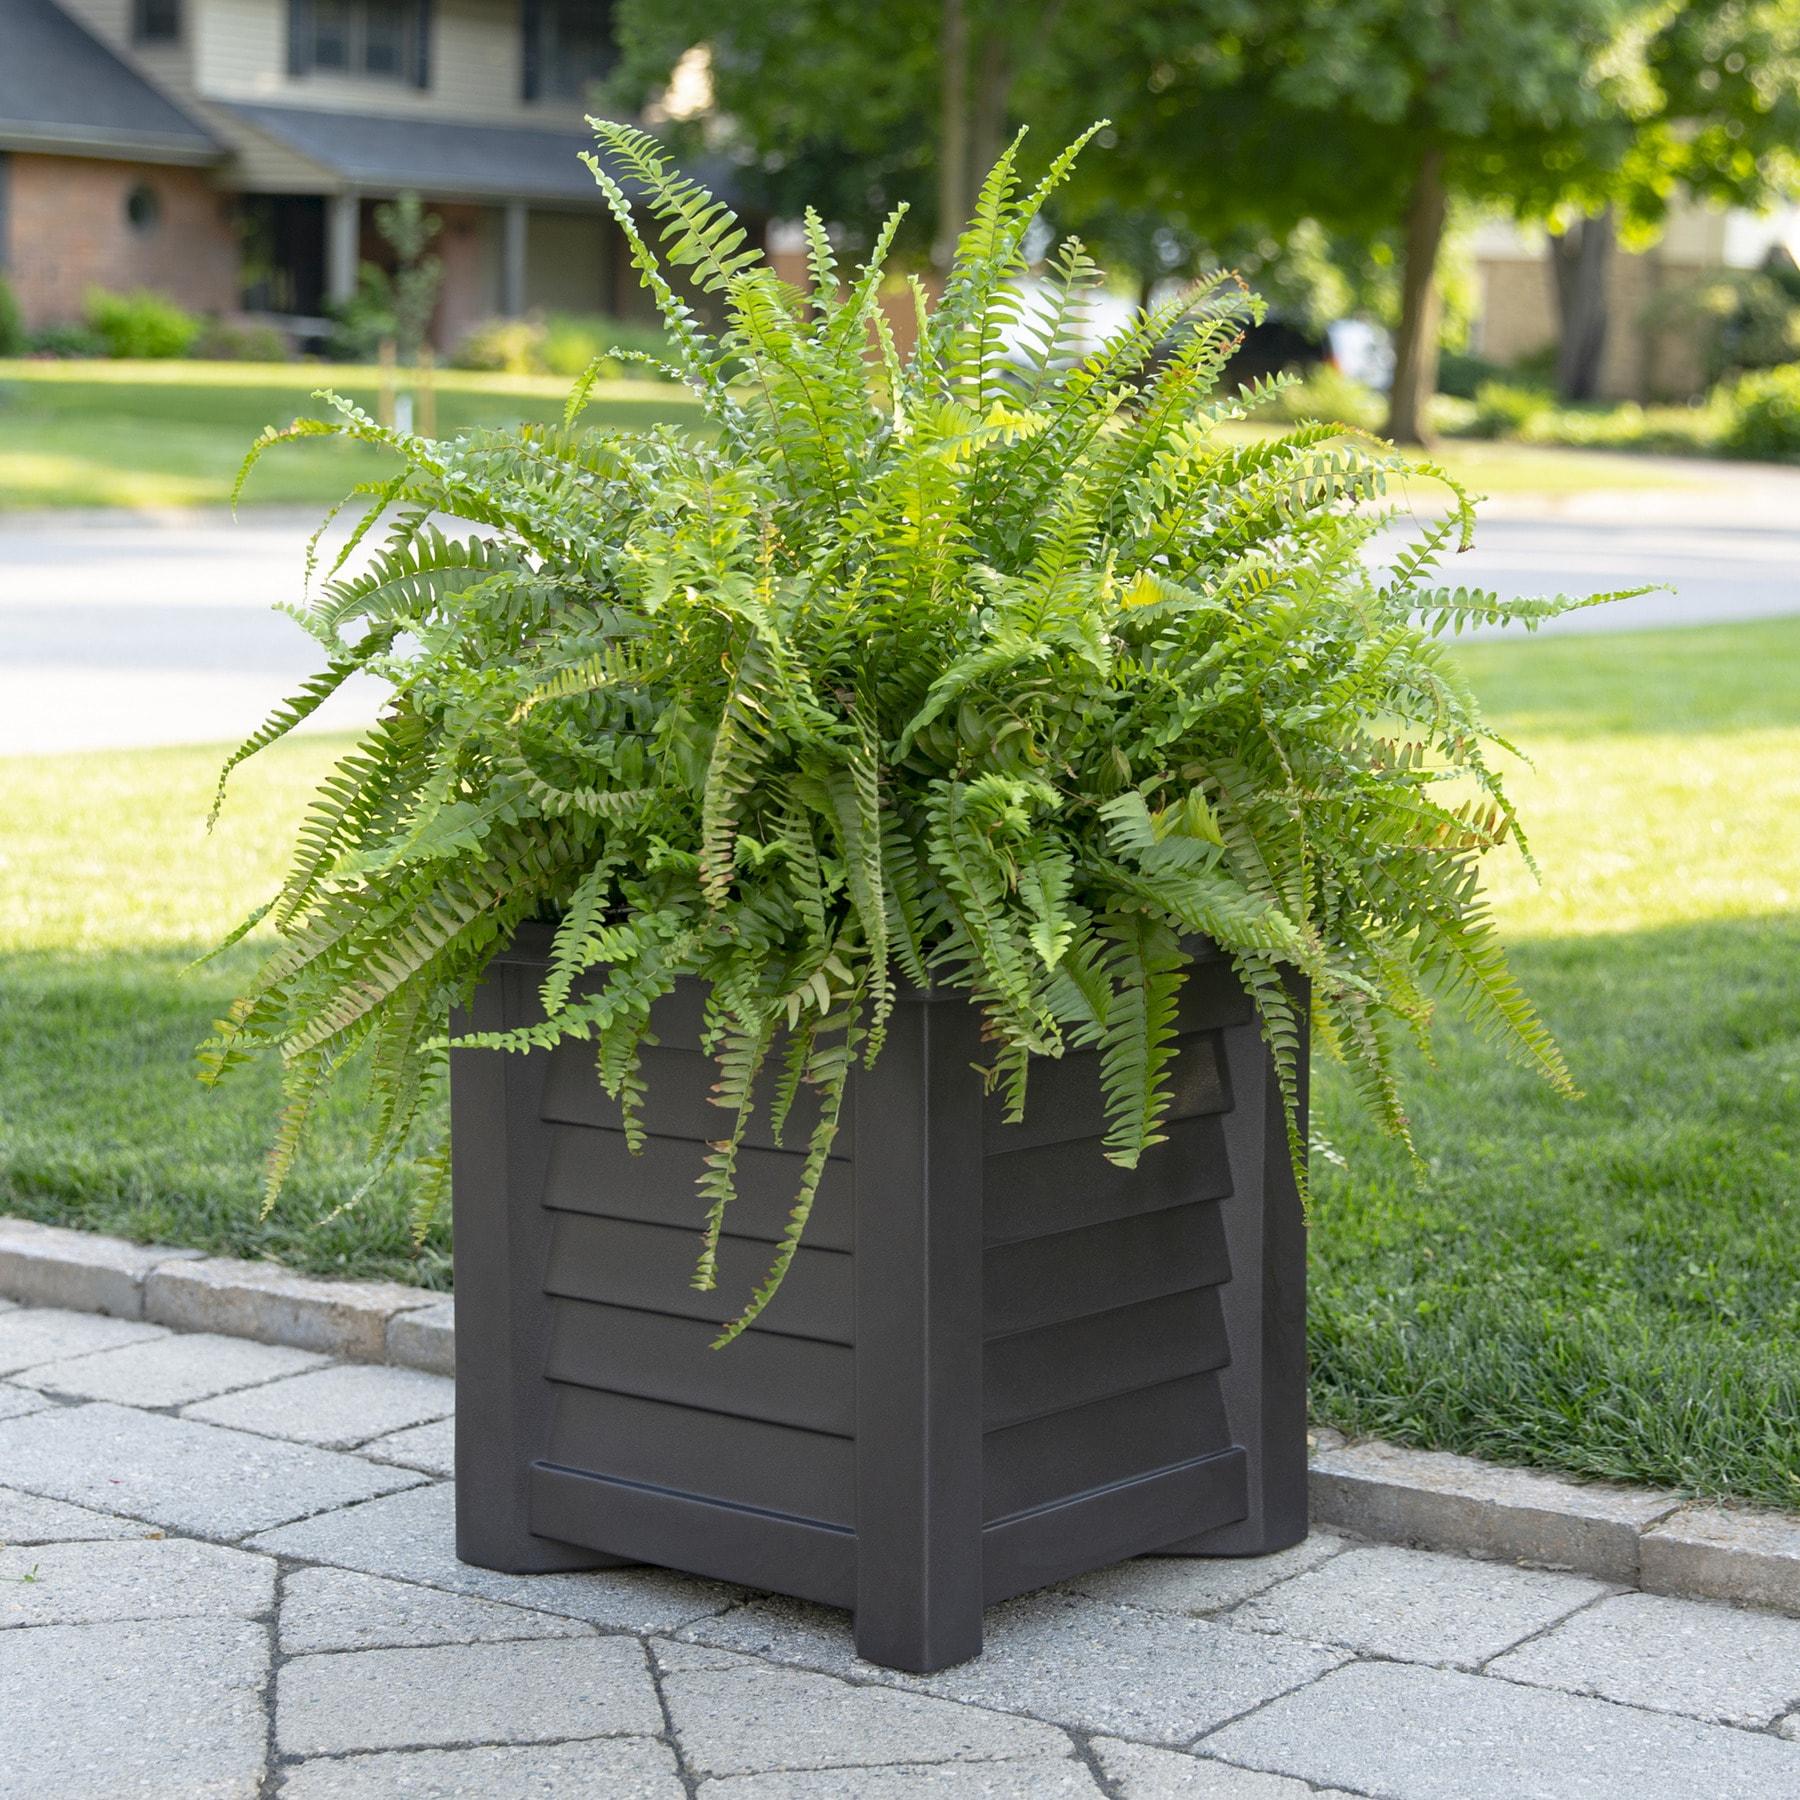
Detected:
left=501, top=201, right=528, bottom=317
left=325, top=190, right=362, bottom=306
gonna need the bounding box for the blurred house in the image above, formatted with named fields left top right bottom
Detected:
left=0, top=0, right=653, bottom=345
left=1472, top=201, right=1800, bottom=402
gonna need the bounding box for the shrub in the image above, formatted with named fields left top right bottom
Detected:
left=208, top=124, right=1603, bottom=1339
left=451, top=316, right=545, bottom=374
left=26, top=322, right=107, bottom=359
left=1721, top=363, right=1800, bottom=461
left=1468, top=380, right=1553, bottom=439
left=1435, top=349, right=1510, bottom=401
left=84, top=287, right=200, bottom=359
left=0, top=277, right=23, bottom=357
left=451, top=312, right=686, bottom=380
left=190, top=318, right=293, bottom=362
left=1259, top=363, right=1385, bottom=432
left=540, top=313, right=685, bottom=379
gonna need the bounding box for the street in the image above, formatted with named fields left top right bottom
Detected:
left=3, top=476, right=1798, bottom=754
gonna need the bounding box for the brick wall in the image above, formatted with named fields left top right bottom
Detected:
left=2, top=154, right=240, bottom=329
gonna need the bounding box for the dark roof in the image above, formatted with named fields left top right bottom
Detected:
left=218, top=103, right=608, bottom=205
left=0, top=0, right=220, bottom=163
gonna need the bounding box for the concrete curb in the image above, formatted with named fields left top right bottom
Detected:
left=4, top=1213, right=1795, bottom=1615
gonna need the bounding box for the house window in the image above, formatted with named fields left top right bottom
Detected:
left=133, top=0, right=181, bottom=41
left=522, top=0, right=615, bottom=104
left=289, top=0, right=429, bottom=85
left=125, top=183, right=162, bottom=234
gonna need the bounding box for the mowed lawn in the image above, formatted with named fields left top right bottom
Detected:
left=0, top=618, right=1796, bottom=1505
left=0, top=357, right=1706, bottom=511
left=0, top=360, right=703, bottom=510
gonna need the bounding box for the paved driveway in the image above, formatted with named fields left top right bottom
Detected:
left=3, top=475, right=1799, bottom=755
left=3, top=1297, right=1800, bottom=1798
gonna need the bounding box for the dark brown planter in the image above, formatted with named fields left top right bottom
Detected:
left=451, top=922, right=1308, bottom=1673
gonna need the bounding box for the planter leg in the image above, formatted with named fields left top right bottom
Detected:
left=851, top=999, right=986, bottom=1674
left=451, top=970, right=641, bottom=1578
left=1158, top=1015, right=1309, bottom=1560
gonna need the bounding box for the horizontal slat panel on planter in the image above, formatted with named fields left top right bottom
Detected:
left=549, top=1383, right=855, bottom=1524
left=541, top=1039, right=852, bottom=1150
left=983, top=1372, right=1232, bottom=1522
left=1174, top=954, right=1258, bottom=1029
left=544, top=1212, right=853, bottom=1345
left=983, top=1288, right=1231, bottom=1431
left=982, top=1112, right=1234, bottom=1246
left=546, top=1298, right=856, bottom=1436
left=981, top=1447, right=1248, bottom=1604
left=982, top=1201, right=1231, bottom=1338
left=541, top=1123, right=854, bottom=1252
left=984, top=1030, right=1229, bottom=1152
left=529, top=1462, right=858, bottom=1608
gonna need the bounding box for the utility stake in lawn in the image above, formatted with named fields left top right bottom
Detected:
left=204, top=123, right=1614, bottom=1671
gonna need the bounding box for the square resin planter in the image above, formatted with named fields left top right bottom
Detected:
left=451, top=922, right=1307, bottom=1673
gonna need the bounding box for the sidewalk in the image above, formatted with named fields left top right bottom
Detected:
left=3, top=1299, right=1799, bottom=1798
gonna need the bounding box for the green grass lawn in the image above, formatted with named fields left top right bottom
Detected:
left=0, top=357, right=1708, bottom=511
left=1, top=617, right=1796, bottom=1504
left=0, top=359, right=702, bottom=510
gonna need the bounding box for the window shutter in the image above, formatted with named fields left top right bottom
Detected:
left=286, top=0, right=312, bottom=75
left=520, top=0, right=541, bottom=101
left=413, top=0, right=432, bottom=88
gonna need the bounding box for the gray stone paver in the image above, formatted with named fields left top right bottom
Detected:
left=0, top=1536, right=274, bottom=1628
left=1062, top=1532, right=1349, bottom=1616
left=1486, top=1590, right=1800, bottom=1727
left=280, top=1566, right=592, bottom=1653
left=360, top=1414, right=455, bottom=1477
left=1091, top=1739, right=1359, bottom=1798
left=5, top=1300, right=1800, bottom=1798
left=250, top=1482, right=738, bottom=1634
left=697, top=1762, right=1104, bottom=1797
left=0, top=1382, right=49, bottom=1421
left=276, top=1636, right=663, bottom=1755
left=185, top=1362, right=455, bottom=1448
left=16, top=1330, right=328, bottom=1406
left=1203, top=1660, right=1800, bottom=1799
left=679, top=1591, right=1345, bottom=1745
left=1226, top=1542, right=1610, bottom=1669
left=0, top=1305, right=167, bottom=1374
left=279, top=1739, right=684, bottom=1798
left=0, top=1484, right=157, bottom=1544
left=0, top=1618, right=268, bottom=1799
left=0, top=1400, right=423, bottom=1537
left=661, top=1659, right=1077, bottom=1776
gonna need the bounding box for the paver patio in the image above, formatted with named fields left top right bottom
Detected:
left=1, top=1301, right=1798, bottom=1798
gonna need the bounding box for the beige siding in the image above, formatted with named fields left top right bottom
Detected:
left=192, top=0, right=588, bottom=127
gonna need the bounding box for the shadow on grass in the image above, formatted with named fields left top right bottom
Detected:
left=1311, top=909, right=1800, bottom=1509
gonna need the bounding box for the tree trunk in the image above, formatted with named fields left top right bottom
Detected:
left=1550, top=207, right=1615, bottom=403
left=934, top=0, right=970, bottom=268
left=1384, top=143, right=1449, bottom=446
left=968, top=31, right=1013, bottom=197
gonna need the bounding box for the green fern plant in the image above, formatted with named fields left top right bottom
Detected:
left=205, top=121, right=1616, bottom=1344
